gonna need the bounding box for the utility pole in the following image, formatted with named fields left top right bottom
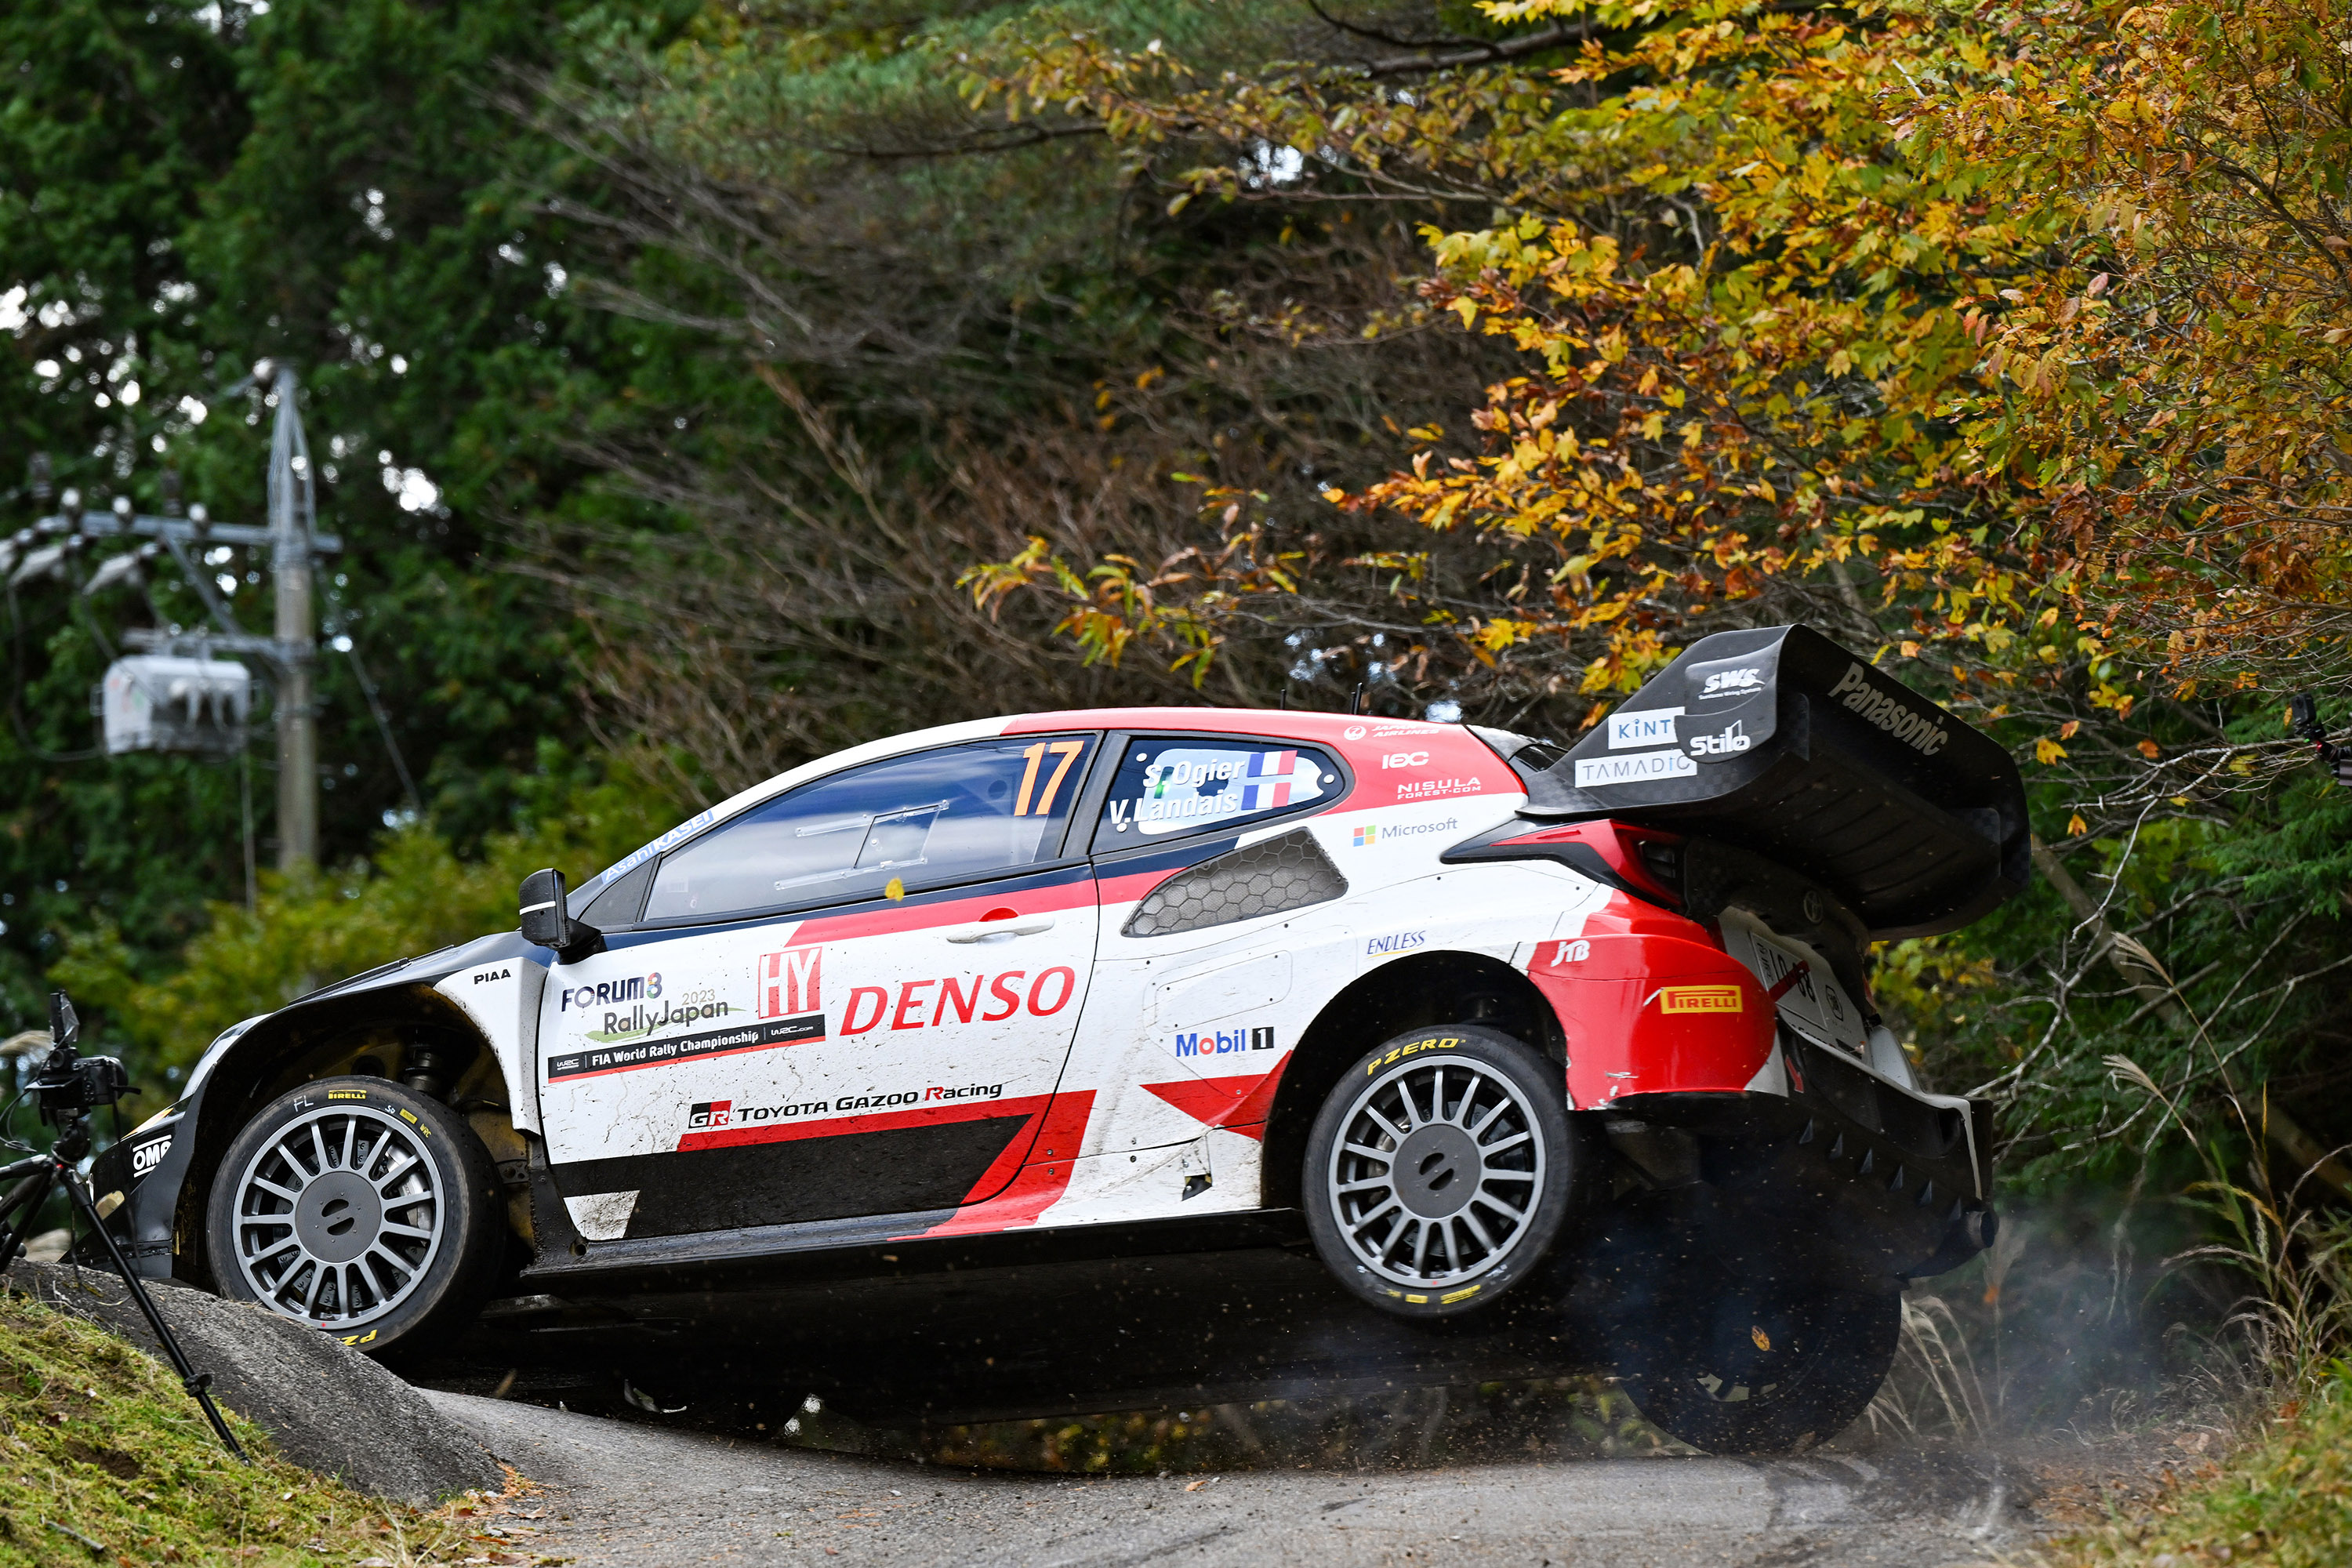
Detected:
left=266, top=365, right=319, bottom=869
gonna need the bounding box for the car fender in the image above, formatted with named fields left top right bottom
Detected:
left=106, top=929, right=544, bottom=1282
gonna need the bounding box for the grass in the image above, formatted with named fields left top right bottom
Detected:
left=0, top=1284, right=543, bottom=1566
left=2044, top=1360, right=2352, bottom=1567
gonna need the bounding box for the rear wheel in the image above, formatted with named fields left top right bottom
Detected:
left=205, top=1075, right=503, bottom=1356
left=1302, top=1025, right=1576, bottom=1319
left=1619, top=1275, right=1900, bottom=1454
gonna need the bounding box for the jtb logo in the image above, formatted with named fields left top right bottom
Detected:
left=688, top=1100, right=733, bottom=1130
left=1174, top=1025, right=1275, bottom=1058
left=760, top=948, right=822, bottom=1020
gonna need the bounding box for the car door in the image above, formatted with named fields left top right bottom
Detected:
left=536, top=732, right=1102, bottom=1243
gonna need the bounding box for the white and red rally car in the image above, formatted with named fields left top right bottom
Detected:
left=95, top=624, right=2025, bottom=1453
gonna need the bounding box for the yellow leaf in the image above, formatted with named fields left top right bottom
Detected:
left=2057, top=720, right=2080, bottom=739
left=2067, top=813, right=2087, bottom=837
left=2137, top=739, right=2161, bottom=760
left=2034, top=738, right=2067, bottom=765
left=884, top=877, right=906, bottom=901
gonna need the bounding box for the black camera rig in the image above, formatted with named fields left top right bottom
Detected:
left=0, top=993, right=243, bottom=1458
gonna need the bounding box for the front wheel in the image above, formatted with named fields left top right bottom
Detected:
left=1618, top=1277, right=1900, bottom=1454
left=1302, top=1025, right=1577, bottom=1319
left=205, top=1075, right=504, bottom=1356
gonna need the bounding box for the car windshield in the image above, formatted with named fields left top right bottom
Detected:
left=643, top=735, right=1094, bottom=920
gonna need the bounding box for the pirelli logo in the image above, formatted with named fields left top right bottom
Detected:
left=1657, top=985, right=1744, bottom=1014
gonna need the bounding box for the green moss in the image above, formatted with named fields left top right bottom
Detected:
left=2052, top=1365, right=2352, bottom=1568
left=0, top=1287, right=462, bottom=1566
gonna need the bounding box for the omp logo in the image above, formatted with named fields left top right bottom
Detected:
left=1657, top=985, right=1744, bottom=1014
left=688, top=1100, right=733, bottom=1130
left=1174, top=1025, right=1274, bottom=1058
left=1701, top=666, right=1766, bottom=696
left=1379, top=751, right=1429, bottom=770
left=561, top=972, right=662, bottom=1011
left=473, top=967, right=510, bottom=985
left=1689, top=720, right=1753, bottom=757
left=130, top=1136, right=171, bottom=1178
left=1827, top=662, right=1951, bottom=756
left=760, top=948, right=822, bottom=1020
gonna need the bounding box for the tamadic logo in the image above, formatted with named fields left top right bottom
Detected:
left=1174, top=1025, right=1275, bottom=1058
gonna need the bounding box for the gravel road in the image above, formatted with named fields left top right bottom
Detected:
left=426, top=1391, right=2035, bottom=1566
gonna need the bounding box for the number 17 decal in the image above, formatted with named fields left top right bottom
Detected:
left=1014, top=740, right=1087, bottom=817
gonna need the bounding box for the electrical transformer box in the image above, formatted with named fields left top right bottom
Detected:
left=100, top=656, right=251, bottom=756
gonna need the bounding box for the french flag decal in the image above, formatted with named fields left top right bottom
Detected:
left=1240, top=749, right=1297, bottom=811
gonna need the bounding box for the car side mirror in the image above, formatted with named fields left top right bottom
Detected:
left=521, top=867, right=600, bottom=958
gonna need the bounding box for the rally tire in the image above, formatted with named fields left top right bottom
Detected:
left=1618, top=1278, right=1900, bottom=1455
left=205, top=1075, right=503, bottom=1357
left=1303, top=1025, right=1575, bottom=1320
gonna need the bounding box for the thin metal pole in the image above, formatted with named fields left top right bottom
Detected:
left=267, top=367, right=318, bottom=870
left=239, top=744, right=257, bottom=913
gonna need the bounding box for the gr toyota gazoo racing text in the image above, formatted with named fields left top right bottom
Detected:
left=91, top=624, right=2026, bottom=1454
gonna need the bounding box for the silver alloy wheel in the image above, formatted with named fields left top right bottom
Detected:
left=1325, top=1056, right=1547, bottom=1289
left=225, top=1104, right=445, bottom=1329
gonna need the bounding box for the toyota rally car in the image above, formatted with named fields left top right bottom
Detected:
left=86, top=623, right=2026, bottom=1454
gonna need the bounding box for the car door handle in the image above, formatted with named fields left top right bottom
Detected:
left=945, top=916, right=1056, bottom=943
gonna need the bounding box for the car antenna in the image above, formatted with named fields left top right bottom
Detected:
left=1350, top=683, right=1366, bottom=716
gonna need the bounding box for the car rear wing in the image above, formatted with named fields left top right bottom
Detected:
left=1520, top=625, right=2029, bottom=939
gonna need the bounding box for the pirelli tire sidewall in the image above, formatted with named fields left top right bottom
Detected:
left=1303, top=1025, right=1575, bottom=1321
left=205, top=1076, right=504, bottom=1359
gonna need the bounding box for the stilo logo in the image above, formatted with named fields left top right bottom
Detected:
left=688, top=1100, right=733, bottom=1131
left=1688, top=719, right=1753, bottom=757
left=1701, top=666, right=1766, bottom=697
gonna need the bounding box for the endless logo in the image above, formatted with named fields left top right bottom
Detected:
left=1827, top=662, right=1950, bottom=756
left=1174, top=1025, right=1275, bottom=1058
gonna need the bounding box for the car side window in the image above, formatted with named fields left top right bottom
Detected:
left=1096, top=738, right=1338, bottom=843
left=642, top=734, right=1097, bottom=923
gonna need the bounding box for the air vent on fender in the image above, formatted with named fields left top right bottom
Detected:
left=1121, top=827, right=1348, bottom=938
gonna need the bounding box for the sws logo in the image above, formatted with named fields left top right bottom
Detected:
left=1174, top=1025, right=1275, bottom=1058
left=1827, top=662, right=1951, bottom=756
left=561, top=972, right=661, bottom=1011
left=130, top=1135, right=172, bottom=1178
left=1701, top=666, right=1766, bottom=697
